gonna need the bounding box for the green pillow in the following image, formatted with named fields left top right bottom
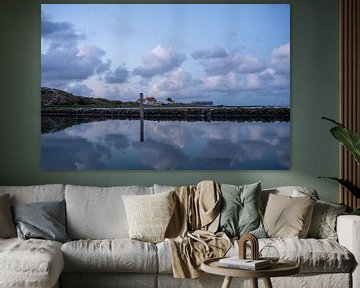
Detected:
left=218, top=182, right=266, bottom=238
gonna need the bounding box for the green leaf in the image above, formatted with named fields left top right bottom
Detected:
left=322, top=117, right=360, bottom=165
left=351, top=208, right=360, bottom=215
left=330, top=127, right=360, bottom=165
left=322, top=116, right=344, bottom=127
left=318, top=177, right=360, bottom=198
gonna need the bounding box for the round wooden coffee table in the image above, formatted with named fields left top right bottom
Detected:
left=201, top=257, right=300, bottom=288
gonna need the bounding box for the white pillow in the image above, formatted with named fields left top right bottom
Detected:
left=122, top=191, right=175, bottom=243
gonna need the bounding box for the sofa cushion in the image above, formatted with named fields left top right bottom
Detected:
left=61, top=239, right=158, bottom=273
left=65, top=185, right=153, bottom=239
left=156, top=240, right=173, bottom=274
left=12, top=200, right=70, bottom=243
left=0, top=238, right=64, bottom=288
left=218, top=182, right=266, bottom=238
left=261, top=238, right=354, bottom=273
left=307, top=200, right=347, bottom=240
left=263, top=194, right=316, bottom=238
left=122, top=191, right=175, bottom=243
left=153, top=184, right=176, bottom=194
left=157, top=237, right=353, bottom=274
left=0, top=194, right=16, bottom=238
left=235, top=238, right=353, bottom=273
left=0, top=184, right=65, bottom=204
left=261, top=186, right=319, bottom=212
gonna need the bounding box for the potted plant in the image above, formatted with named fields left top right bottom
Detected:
left=320, top=117, right=360, bottom=215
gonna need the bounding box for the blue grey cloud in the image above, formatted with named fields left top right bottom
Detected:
left=192, top=47, right=265, bottom=75
left=105, top=66, right=129, bottom=84
left=104, top=133, right=130, bottom=150
left=41, top=12, right=83, bottom=49
left=41, top=13, right=111, bottom=90
left=41, top=134, right=108, bottom=170
left=132, top=139, right=188, bottom=170
left=191, top=47, right=229, bottom=59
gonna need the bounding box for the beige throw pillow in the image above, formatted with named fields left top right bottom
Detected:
left=122, top=191, right=175, bottom=243
left=0, top=194, right=17, bottom=238
left=263, top=193, right=316, bottom=238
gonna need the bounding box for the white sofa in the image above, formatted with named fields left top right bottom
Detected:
left=0, top=184, right=359, bottom=288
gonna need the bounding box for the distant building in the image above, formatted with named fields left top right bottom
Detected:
left=145, top=97, right=157, bottom=105
left=137, top=96, right=158, bottom=105
left=191, top=101, right=213, bottom=106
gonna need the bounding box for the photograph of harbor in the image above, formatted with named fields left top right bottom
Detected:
left=41, top=4, right=290, bottom=170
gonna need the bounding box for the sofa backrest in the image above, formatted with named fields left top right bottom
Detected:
left=153, top=184, right=176, bottom=194
left=0, top=183, right=320, bottom=240
left=261, top=186, right=319, bottom=212
left=65, top=184, right=153, bottom=240
left=0, top=184, right=65, bottom=204
left=154, top=183, right=320, bottom=211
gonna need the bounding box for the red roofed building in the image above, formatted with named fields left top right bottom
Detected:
left=144, top=97, right=157, bottom=105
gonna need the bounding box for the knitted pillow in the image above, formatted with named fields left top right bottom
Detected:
left=122, top=191, right=175, bottom=243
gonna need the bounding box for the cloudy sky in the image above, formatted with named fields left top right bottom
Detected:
left=41, top=4, right=290, bottom=106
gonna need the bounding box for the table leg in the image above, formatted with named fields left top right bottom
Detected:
left=263, top=277, right=273, bottom=288
left=221, top=276, right=233, bottom=288
left=251, top=278, right=258, bottom=288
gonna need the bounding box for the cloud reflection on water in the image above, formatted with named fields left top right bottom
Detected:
left=41, top=119, right=290, bottom=170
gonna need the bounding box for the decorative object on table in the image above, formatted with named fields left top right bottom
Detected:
left=216, top=233, right=273, bottom=271
left=259, top=245, right=280, bottom=265
left=237, top=233, right=279, bottom=268
left=238, top=234, right=259, bottom=260
left=319, top=117, right=360, bottom=211
left=218, top=257, right=271, bottom=270
left=201, top=234, right=300, bottom=288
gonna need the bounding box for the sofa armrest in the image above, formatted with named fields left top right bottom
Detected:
left=337, top=215, right=360, bottom=288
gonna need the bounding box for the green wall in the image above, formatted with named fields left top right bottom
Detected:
left=0, top=0, right=340, bottom=202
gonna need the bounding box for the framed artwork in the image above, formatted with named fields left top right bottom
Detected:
left=41, top=4, right=290, bottom=170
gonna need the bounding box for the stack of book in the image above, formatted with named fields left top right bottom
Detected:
left=218, top=257, right=271, bottom=270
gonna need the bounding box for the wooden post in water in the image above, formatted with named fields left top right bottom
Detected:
left=139, top=93, right=144, bottom=142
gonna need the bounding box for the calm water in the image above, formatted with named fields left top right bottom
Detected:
left=41, top=119, right=290, bottom=170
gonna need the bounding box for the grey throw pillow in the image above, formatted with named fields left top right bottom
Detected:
left=0, top=194, right=17, bottom=238
left=218, top=182, right=266, bottom=238
left=12, top=200, right=70, bottom=243
left=307, top=200, right=347, bottom=240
